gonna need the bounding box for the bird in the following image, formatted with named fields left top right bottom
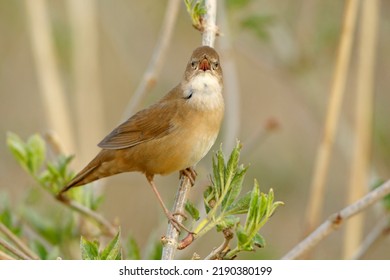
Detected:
left=57, top=46, right=224, bottom=231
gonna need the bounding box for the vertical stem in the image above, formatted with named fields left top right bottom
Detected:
left=343, top=0, right=379, bottom=259
left=303, top=0, right=359, bottom=241
left=202, top=0, right=217, bottom=47
left=25, top=0, right=75, bottom=153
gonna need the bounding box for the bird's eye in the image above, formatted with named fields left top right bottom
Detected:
left=191, top=61, right=197, bottom=69
left=213, top=61, right=219, bottom=69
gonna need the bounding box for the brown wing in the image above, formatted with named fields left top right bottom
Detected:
left=98, top=99, right=179, bottom=150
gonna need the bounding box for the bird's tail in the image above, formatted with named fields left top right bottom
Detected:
left=57, top=150, right=116, bottom=199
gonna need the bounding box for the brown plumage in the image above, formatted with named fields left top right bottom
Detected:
left=58, top=46, right=224, bottom=231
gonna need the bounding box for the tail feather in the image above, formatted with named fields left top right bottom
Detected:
left=58, top=149, right=118, bottom=196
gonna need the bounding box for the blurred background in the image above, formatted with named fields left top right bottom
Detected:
left=0, top=0, right=389, bottom=259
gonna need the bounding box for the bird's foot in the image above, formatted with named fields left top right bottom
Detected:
left=180, top=167, right=197, bottom=186
left=166, top=212, right=192, bottom=234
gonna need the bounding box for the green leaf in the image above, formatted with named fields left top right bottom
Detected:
left=126, top=234, right=141, bottom=260
left=236, top=224, right=252, bottom=251
left=80, top=236, right=100, bottom=260
left=203, top=185, right=214, bottom=214
left=226, top=191, right=251, bottom=215
left=215, top=148, right=225, bottom=199
left=222, top=165, right=247, bottom=211
left=101, top=230, right=121, bottom=260
left=185, top=201, right=200, bottom=221
left=216, top=215, right=239, bottom=232
left=253, top=233, right=266, bottom=248
left=7, top=132, right=29, bottom=172
left=245, top=180, right=260, bottom=231
left=27, top=134, right=46, bottom=174
left=224, top=142, right=242, bottom=188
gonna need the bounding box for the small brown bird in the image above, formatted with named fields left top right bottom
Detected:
left=58, top=46, right=224, bottom=231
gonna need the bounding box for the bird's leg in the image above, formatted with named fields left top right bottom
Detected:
left=146, top=175, right=192, bottom=233
left=179, top=167, right=197, bottom=186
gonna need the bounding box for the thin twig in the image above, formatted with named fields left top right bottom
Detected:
left=0, top=222, right=39, bottom=260
left=352, top=214, right=389, bottom=260
left=204, top=229, right=233, bottom=260
left=57, top=196, right=117, bottom=237
left=304, top=0, right=359, bottom=238
left=25, top=0, right=75, bottom=154
left=122, top=0, right=181, bottom=119
left=282, top=179, right=390, bottom=260
left=161, top=0, right=218, bottom=260
left=343, top=0, right=379, bottom=258
left=0, top=237, right=31, bottom=260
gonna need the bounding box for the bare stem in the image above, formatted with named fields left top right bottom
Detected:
left=352, top=214, right=389, bottom=260
left=122, top=0, right=181, bottom=119
left=304, top=0, right=359, bottom=238
left=204, top=229, right=233, bottom=260
left=282, top=179, right=390, bottom=260
left=0, top=222, right=39, bottom=260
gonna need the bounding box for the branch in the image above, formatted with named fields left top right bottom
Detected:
left=202, top=0, right=217, bottom=47
left=204, top=229, right=233, bottom=260
left=161, top=0, right=218, bottom=260
left=352, top=214, right=389, bottom=259
left=56, top=195, right=117, bottom=237
left=303, top=0, right=359, bottom=237
left=122, top=0, right=181, bottom=119
left=0, top=222, right=39, bottom=260
left=282, top=179, right=390, bottom=260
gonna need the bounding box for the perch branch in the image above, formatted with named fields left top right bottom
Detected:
left=122, top=0, right=181, bottom=119
left=161, top=0, right=218, bottom=260
left=0, top=222, right=39, bottom=260
left=282, top=179, right=390, bottom=260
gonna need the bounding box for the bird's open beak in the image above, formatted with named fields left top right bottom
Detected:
left=199, top=58, right=210, bottom=71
